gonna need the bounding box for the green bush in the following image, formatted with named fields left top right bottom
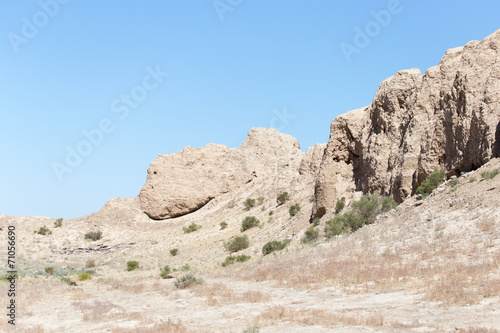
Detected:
left=241, top=216, right=260, bottom=232
left=35, top=226, right=52, bottom=235
left=311, top=217, right=321, bottom=227
left=61, top=277, right=76, bottom=286
left=276, top=192, right=289, bottom=206
left=221, top=254, right=251, bottom=267
left=243, top=326, right=260, bottom=333
left=44, top=267, right=55, bottom=276
left=160, top=265, right=172, bottom=279
left=174, top=273, right=203, bottom=289
left=416, top=169, right=446, bottom=195
left=257, top=197, right=265, bottom=205
left=84, top=231, right=102, bottom=241
left=243, top=198, right=256, bottom=210
left=481, top=169, right=499, bottom=180
left=181, top=264, right=191, bottom=272
left=301, top=226, right=319, bottom=243
left=77, top=272, right=92, bottom=281
left=335, top=197, right=346, bottom=214
left=324, top=212, right=361, bottom=238
left=262, top=239, right=290, bottom=255
left=53, top=218, right=63, bottom=228
left=85, top=260, right=96, bottom=268
left=351, top=194, right=397, bottom=224
left=219, top=222, right=228, bottom=230
left=225, top=235, right=249, bottom=253
left=127, top=261, right=139, bottom=271
left=183, top=223, right=201, bottom=234
left=170, top=248, right=179, bottom=256
left=269, top=210, right=274, bottom=216
left=289, top=203, right=300, bottom=217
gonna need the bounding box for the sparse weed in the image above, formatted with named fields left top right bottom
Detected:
left=84, top=231, right=102, bottom=241
left=469, top=176, right=477, bottom=182
left=301, top=226, right=319, bottom=243
left=481, top=169, right=499, bottom=180
left=34, top=226, right=52, bottom=235
left=53, top=218, right=63, bottom=228
left=220, top=222, right=228, bottom=230
left=227, top=200, right=236, bottom=208
left=289, top=203, right=300, bottom=217
left=160, top=265, right=172, bottom=279
left=276, top=192, right=289, bottom=206
left=221, top=254, right=251, bottom=267
left=61, top=276, right=76, bottom=286
left=241, top=216, right=260, bottom=232
left=312, top=217, right=321, bottom=226
left=170, top=248, right=179, bottom=256
left=181, top=264, right=191, bottom=272
left=335, top=197, right=346, bottom=214
left=44, top=267, right=55, bottom=276
left=225, top=235, right=250, bottom=253
left=126, top=261, right=139, bottom=271
left=417, top=169, right=445, bottom=195
left=244, top=198, right=256, bottom=210
left=174, top=273, right=203, bottom=289
left=257, top=196, right=265, bottom=205
left=77, top=272, right=92, bottom=281
left=262, top=240, right=290, bottom=255
left=183, top=223, right=201, bottom=233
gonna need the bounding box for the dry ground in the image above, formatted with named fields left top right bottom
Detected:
left=1, top=159, right=500, bottom=332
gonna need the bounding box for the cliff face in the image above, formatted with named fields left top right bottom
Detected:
left=139, top=30, right=500, bottom=221
left=313, top=29, right=500, bottom=218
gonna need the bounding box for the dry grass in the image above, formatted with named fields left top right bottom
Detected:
left=253, top=305, right=385, bottom=328
left=224, top=217, right=500, bottom=306
left=73, top=300, right=148, bottom=322
left=192, top=282, right=269, bottom=306
left=111, top=321, right=190, bottom=333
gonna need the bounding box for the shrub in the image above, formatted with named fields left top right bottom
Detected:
left=324, top=212, right=361, bottom=238
left=85, top=260, right=96, bottom=268
left=219, top=222, right=228, bottom=230
left=243, top=327, right=260, bottom=333
left=241, top=216, right=260, bottom=232
left=257, top=197, right=265, bottom=205
left=53, top=218, right=63, bottom=228
left=276, top=192, right=289, bottom=206
left=84, top=231, right=102, bottom=241
left=181, top=264, right=191, bottom=272
left=481, top=169, right=499, bottom=180
left=243, top=198, right=256, bottom=210
left=335, top=197, right=346, bottom=214
left=416, top=169, right=446, bottom=195
left=227, top=200, right=236, bottom=208
left=450, top=178, right=459, bottom=192
left=183, top=223, right=201, bottom=233
left=61, top=277, right=76, bottom=286
left=351, top=194, right=396, bottom=224
left=170, top=248, right=179, bottom=256
left=225, top=235, right=249, bottom=253
left=44, top=267, right=55, bottom=276
left=312, top=217, right=321, bottom=226
left=269, top=210, right=274, bottom=216
left=262, top=240, right=290, bottom=255
left=301, top=226, right=319, bottom=243
left=160, top=265, right=172, bottom=279
left=77, top=272, right=92, bottom=281
left=174, top=273, right=203, bottom=289
left=127, top=261, right=139, bottom=271
left=469, top=176, right=477, bottom=182
left=221, top=254, right=251, bottom=267
left=35, top=226, right=51, bottom=235
left=289, top=203, right=300, bottom=217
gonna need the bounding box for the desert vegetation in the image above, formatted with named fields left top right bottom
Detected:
left=225, top=235, right=250, bottom=253
left=183, top=223, right=201, bottom=233
left=416, top=169, right=446, bottom=196
left=240, top=216, right=260, bottom=232
left=84, top=231, right=102, bottom=241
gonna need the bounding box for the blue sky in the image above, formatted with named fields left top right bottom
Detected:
left=1, top=0, right=499, bottom=219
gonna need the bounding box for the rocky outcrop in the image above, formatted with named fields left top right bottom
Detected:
left=139, top=128, right=305, bottom=220
left=313, top=29, right=500, bottom=218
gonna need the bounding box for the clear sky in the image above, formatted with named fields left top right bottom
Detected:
left=1, top=0, right=499, bottom=219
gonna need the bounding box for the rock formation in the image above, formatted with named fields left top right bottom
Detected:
left=139, top=128, right=305, bottom=220
left=312, top=29, right=500, bottom=218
